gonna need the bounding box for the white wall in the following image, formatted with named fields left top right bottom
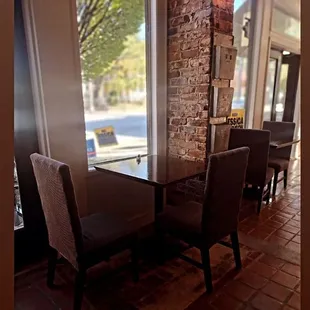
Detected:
left=24, top=0, right=88, bottom=215
left=0, top=0, right=14, bottom=308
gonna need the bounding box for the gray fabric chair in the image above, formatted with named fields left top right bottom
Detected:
left=228, top=128, right=274, bottom=213
left=263, top=121, right=296, bottom=196
left=157, top=147, right=250, bottom=293
left=30, top=153, right=139, bottom=310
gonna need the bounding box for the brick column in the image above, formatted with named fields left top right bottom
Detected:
left=167, top=0, right=235, bottom=163
left=167, top=0, right=235, bottom=201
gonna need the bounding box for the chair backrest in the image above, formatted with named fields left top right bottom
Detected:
left=202, top=147, right=249, bottom=246
left=30, top=153, right=83, bottom=269
left=263, top=121, right=295, bottom=160
left=228, top=128, right=271, bottom=186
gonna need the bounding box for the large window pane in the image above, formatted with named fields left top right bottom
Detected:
left=272, top=8, right=300, bottom=40
left=275, top=63, right=289, bottom=121
left=231, top=0, right=251, bottom=111
left=76, top=0, right=148, bottom=166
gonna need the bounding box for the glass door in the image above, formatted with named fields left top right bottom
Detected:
left=263, top=49, right=282, bottom=122
left=263, top=48, right=300, bottom=122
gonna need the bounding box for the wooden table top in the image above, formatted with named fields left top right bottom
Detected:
left=95, top=155, right=207, bottom=187
left=270, top=139, right=300, bottom=149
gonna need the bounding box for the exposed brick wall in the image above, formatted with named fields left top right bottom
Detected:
left=167, top=0, right=234, bottom=163
left=167, top=0, right=235, bottom=202
left=167, top=0, right=213, bottom=163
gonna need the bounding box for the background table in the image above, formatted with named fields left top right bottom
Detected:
left=270, top=139, right=300, bottom=149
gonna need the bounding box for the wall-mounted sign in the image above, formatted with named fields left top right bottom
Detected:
left=94, top=126, right=118, bottom=147
left=214, top=46, right=237, bottom=80
left=213, top=87, right=234, bottom=117
left=227, top=109, right=245, bottom=128
left=210, top=124, right=231, bottom=153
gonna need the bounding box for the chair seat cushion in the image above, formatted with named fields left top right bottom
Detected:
left=268, top=157, right=289, bottom=172
left=265, top=167, right=275, bottom=184
left=157, top=201, right=202, bottom=243
left=81, top=212, right=135, bottom=255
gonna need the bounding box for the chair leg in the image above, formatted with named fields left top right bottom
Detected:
left=47, top=246, right=58, bottom=287
left=284, top=169, right=288, bottom=189
left=272, top=172, right=279, bottom=196
left=230, top=232, right=242, bottom=270
left=266, top=181, right=272, bottom=205
left=200, top=248, right=213, bottom=293
left=74, top=269, right=86, bottom=310
left=155, top=223, right=166, bottom=265
left=131, top=240, right=139, bottom=282
left=257, top=188, right=263, bottom=214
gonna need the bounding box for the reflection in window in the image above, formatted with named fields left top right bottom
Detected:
left=263, top=58, right=277, bottom=122
left=272, top=8, right=300, bottom=40
left=14, top=160, right=23, bottom=230
left=76, top=0, right=148, bottom=166
left=275, top=64, right=289, bottom=121
left=231, top=0, right=251, bottom=110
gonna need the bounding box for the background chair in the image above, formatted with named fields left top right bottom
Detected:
left=30, top=153, right=139, bottom=310
left=157, top=147, right=249, bottom=293
left=228, top=128, right=273, bottom=214
left=263, top=121, right=296, bottom=196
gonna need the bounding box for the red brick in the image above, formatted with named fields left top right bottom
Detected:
left=274, top=229, right=295, bottom=240
left=271, top=215, right=290, bottom=224
left=262, top=282, right=293, bottom=302
left=282, top=263, right=300, bottom=278
left=237, top=270, right=268, bottom=290
left=286, top=241, right=300, bottom=253
left=281, top=225, right=299, bottom=234
left=257, top=224, right=277, bottom=234
left=211, top=293, right=243, bottom=310
left=249, top=229, right=270, bottom=240
left=282, top=207, right=299, bottom=215
left=259, top=255, right=285, bottom=269
left=267, top=235, right=288, bottom=247
left=265, top=220, right=283, bottom=229
left=251, top=292, right=282, bottom=310
left=272, top=271, right=299, bottom=289
left=287, top=292, right=300, bottom=310
left=224, top=280, right=255, bottom=302
left=248, top=262, right=277, bottom=279
left=181, top=49, right=199, bottom=59
left=287, top=219, right=300, bottom=228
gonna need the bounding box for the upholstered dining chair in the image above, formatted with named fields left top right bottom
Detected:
left=263, top=121, right=296, bottom=196
left=228, top=128, right=274, bottom=214
left=157, top=147, right=249, bottom=293
left=30, top=153, right=139, bottom=310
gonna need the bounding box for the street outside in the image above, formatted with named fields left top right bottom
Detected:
left=85, top=104, right=148, bottom=164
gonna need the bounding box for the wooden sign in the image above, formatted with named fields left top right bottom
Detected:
left=213, top=87, right=234, bottom=117
left=94, top=126, right=118, bottom=147
left=210, top=124, right=231, bottom=153
left=215, top=46, right=237, bottom=80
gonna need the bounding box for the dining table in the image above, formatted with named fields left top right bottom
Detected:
left=270, top=139, right=300, bottom=149
left=95, top=155, right=207, bottom=215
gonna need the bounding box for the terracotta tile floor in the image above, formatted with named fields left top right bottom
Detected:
left=15, top=159, right=300, bottom=310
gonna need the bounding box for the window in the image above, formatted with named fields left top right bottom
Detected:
left=231, top=0, right=252, bottom=111
left=76, top=0, right=149, bottom=166
left=272, top=8, right=300, bottom=40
